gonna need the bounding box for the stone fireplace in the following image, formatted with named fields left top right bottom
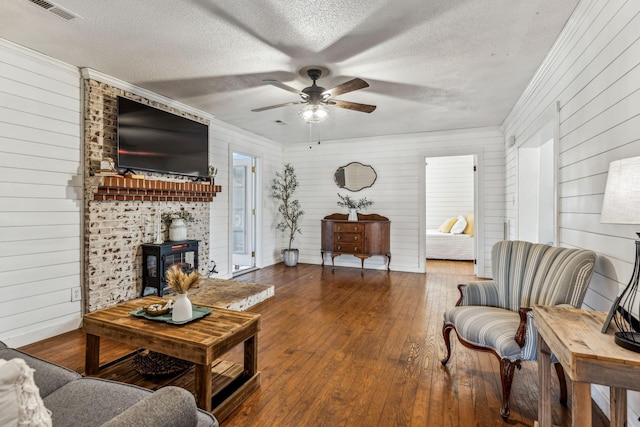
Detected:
left=83, top=77, right=217, bottom=312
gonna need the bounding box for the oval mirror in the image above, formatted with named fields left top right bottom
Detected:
left=333, top=162, right=377, bottom=192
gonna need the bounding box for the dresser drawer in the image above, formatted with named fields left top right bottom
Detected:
left=334, top=243, right=361, bottom=253
left=334, top=223, right=362, bottom=233
left=335, top=233, right=362, bottom=243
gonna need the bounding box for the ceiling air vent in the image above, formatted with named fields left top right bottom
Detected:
left=26, top=0, right=81, bottom=21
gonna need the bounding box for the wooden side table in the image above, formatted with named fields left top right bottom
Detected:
left=533, top=306, right=640, bottom=427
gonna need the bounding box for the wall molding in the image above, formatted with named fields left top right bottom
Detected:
left=0, top=38, right=78, bottom=74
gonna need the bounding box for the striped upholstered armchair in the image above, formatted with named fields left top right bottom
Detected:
left=441, top=240, right=596, bottom=418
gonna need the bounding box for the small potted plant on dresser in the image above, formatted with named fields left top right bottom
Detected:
left=270, top=163, right=304, bottom=266
left=337, top=193, right=374, bottom=221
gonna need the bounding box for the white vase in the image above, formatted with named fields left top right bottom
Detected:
left=172, top=293, right=192, bottom=322
left=348, top=209, right=358, bottom=221
left=169, top=218, right=187, bottom=241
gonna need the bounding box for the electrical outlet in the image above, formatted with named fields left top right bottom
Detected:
left=71, top=287, right=81, bottom=302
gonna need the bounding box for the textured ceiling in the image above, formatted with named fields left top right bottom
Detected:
left=0, top=0, right=579, bottom=144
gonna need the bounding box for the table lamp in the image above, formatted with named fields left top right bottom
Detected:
left=600, top=156, right=640, bottom=352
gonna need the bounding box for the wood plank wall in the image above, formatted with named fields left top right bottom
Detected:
left=502, top=0, right=640, bottom=423
left=285, top=128, right=504, bottom=277
left=0, top=39, right=82, bottom=347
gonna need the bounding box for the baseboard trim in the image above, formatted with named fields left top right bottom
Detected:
left=4, top=318, right=82, bottom=348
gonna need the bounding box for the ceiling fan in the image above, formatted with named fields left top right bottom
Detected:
left=252, top=67, right=376, bottom=122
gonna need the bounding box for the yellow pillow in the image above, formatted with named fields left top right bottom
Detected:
left=438, top=217, right=458, bottom=233
left=463, top=212, right=474, bottom=236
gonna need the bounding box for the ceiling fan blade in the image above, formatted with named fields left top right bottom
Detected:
left=322, top=78, right=369, bottom=98
left=252, top=101, right=306, bottom=112
left=328, top=99, right=376, bottom=113
left=263, top=79, right=308, bottom=98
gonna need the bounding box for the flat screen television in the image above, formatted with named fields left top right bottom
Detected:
left=116, top=97, right=209, bottom=178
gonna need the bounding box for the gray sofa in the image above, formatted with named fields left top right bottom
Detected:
left=0, top=341, right=218, bottom=427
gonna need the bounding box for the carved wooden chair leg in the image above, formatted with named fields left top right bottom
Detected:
left=554, top=362, right=568, bottom=405
left=441, top=324, right=454, bottom=365
left=499, top=358, right=521, bottom=419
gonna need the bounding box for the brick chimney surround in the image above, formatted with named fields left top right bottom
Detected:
left=83, top=78, right=216, bottom=312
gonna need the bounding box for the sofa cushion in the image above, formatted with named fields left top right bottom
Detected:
left=0, top=349, right=80, bottom=399
left=444, top=305, right=522, bottom=361
left=101, top=386, right=207, bottom=427
left=43, top=378, right=152, bottom=427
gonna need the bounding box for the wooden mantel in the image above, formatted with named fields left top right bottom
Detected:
left=92, top=176, right=221, bottom=202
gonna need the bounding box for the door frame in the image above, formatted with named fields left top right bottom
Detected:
left=420, top=147, right=484, bottom=276
left=514, top=101, right=559, bottom=246
left=229, top=150, right=261, bottom=275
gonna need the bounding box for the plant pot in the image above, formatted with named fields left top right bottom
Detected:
left=172, top=293, right=192, bottom=322
left=348, top=209, right=358, bottom=221
left=169, top=218, right=187, bottom=241
left=282, top=249, right=299, bottom=267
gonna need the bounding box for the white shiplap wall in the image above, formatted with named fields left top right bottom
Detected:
left=0, top=39, right=82, bottom=347
left=502, top=0, right=640, bottom=422
left=425, top=155, right=474, bottom=230
left=285, top=127, right=504, bottom=277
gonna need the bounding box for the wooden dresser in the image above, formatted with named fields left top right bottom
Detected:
left=321, top=213, right=391, bottom=271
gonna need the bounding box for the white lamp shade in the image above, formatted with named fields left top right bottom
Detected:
left=601, top=156, right=640, bottom=224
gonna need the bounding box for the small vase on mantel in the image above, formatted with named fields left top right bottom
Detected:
left=172, top=293, right=192, bottom=322
left=169, top=218, right=187, bottom=241
left=348, top=209, right=358, bottom=221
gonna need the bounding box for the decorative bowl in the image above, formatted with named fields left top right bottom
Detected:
left=143, top=300, right=173, bottom=316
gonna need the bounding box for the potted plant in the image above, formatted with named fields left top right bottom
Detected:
left=270, top=164, right=304, bottom=266
left=337, top=193, right=374, bottom=221
left=161, top=209, right=194, bottom=241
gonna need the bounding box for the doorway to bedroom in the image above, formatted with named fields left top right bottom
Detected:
left=425, top=155, right=476, bottom=273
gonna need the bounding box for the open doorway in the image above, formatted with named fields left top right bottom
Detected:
left=425, top=155, right=477, bottom=275
left=232, top=153, right=257, bottom=275
left=517, top=120, right=556, bottom=245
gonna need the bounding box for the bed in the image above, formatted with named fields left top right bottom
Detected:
left=426, top=229, right=475, bottom=261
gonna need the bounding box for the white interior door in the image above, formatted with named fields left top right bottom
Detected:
left=232, top=154, right=256, bottom=272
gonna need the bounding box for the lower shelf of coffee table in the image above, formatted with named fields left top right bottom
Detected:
left=88, top=351, right=260, bottom=421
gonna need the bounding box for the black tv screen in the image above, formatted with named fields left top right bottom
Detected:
left=117, top=97, right=209, bottom=177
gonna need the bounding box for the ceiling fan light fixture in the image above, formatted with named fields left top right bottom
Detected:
left=299, top=104, right=328, bottom=123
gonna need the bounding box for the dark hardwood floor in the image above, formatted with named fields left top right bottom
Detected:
left=19, top=261, right=607, bottom=426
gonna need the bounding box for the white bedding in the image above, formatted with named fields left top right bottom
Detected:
left=426, top=229, right=475, bottom=260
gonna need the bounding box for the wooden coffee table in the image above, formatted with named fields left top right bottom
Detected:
left=82, top=296, right=260, bottom=420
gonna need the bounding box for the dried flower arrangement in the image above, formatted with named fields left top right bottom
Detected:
left=165, top=266, right=202, bottom=294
